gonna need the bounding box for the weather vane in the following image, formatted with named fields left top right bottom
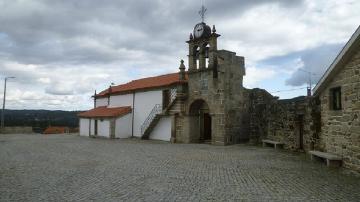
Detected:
left=198, top=0, right=207, bottom=22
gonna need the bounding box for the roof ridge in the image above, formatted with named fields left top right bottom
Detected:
left=96, top=72, right=187, bottom=97
left=124, top=72, right=178, bottom=83
left=313, top=25, right=360, bottom=94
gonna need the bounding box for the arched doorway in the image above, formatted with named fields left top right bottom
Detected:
left=189, top=99, right=212, bottom=143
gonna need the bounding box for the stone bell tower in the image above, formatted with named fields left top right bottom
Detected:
left=173, top=6, right=248, bottom=145
left=187, top=23, right=220, bottom=74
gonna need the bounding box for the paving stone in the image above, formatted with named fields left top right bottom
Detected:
left=0, top=134, right=359, bottom=201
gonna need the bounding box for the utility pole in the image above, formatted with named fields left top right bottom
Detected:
left=1, top=76, right=15, bottom=131
left=298, top=69, right=316, bottom=96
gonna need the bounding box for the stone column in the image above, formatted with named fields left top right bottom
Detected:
left=170, top=115, right=176, bottom=143
left=199, top=48, right=206, bottom=69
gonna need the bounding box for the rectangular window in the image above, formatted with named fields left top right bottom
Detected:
left=330, top=87, right=342, bottom=110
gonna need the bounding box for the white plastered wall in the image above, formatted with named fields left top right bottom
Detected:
left=79, top=118, right=90, bottom=136
left=115, top=113, right=132, bottom=138
left=89, top=118, right=110, bottom=137
left=149, top=116, right=172, bottom=141
left=97, top=119, right=110, bottom=137
left=90, top=119, right=95, bottom=136
left=133, top=90, right=163, bottom=137
left=92, top=88, right=167, bottom=138
left=95, top=98, right=108, bottom=107
left=109, top=94, right=133, bottom=107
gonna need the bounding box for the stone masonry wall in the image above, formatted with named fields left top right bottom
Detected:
left=318, top=48, right=360, bottom=172
left=246, top=88, right=274, bottom=144
left=248, top=88, right=318, bottom=152
left=220, top=51, right=249, bottom=143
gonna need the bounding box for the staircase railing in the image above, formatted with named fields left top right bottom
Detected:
left=141, top=104, right=162, bottom=135
left=170, top=88, right=177, bottom=104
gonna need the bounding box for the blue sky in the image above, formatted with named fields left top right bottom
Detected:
left=253, top=43, right=344, bottom=98
left=0, top=0, right=359, bottom=110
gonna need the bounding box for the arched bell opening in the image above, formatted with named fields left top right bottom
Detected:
left=189, top=99, right=212, bottom=143
left=193, top=46, right=200, bottom=69
left=203, top=43, right=210, bottom=68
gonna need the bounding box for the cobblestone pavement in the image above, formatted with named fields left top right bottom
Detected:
left=1, top=134, right=359, bottom=202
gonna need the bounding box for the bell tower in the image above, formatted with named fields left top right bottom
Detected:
left=175, top=3, right=247, bottom=146
left=187, top=5, right=220, bottom=74
left=187, top=24, right=220, bottom=71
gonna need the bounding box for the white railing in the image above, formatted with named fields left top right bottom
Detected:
left=141, top=104, right=162, bottom=135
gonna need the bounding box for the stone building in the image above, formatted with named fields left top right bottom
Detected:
left=312, top=26, right=360, bottom=171
left=247, top=26, right=360, bottom=172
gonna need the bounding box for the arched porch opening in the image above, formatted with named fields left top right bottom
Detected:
left=189, top=99, right=212, bottom=143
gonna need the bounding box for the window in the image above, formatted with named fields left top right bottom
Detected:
left=330, top=87, right=342, bottom=110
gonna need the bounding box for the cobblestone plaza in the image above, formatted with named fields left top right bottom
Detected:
left=1, top=134, right=359, bottom=201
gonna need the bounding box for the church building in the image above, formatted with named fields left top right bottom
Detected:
left=78, top=9, right=360, bottom=172
left=79, top=18, right=248, bottom=145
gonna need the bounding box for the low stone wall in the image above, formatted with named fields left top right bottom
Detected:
left=266, top=97, right=316, bottom=152
left=248, top=88, right=319, bottom=152
left=0, top=127, right=33, bottom=134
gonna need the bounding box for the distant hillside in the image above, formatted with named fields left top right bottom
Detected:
left=1, top=109, right=82, bottom=133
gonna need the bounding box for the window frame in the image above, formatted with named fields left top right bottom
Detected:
left=329, top=86, right=342, bottom=110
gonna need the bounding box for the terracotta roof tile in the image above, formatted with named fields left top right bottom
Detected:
left=43, top=126, right=69, bottom=134
left=96, top=73, right=187, bottom=97
left=78, top=106, right=132, bottom=118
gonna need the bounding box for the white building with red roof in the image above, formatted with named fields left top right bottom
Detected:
left=78, top=73, right=186, bottom=140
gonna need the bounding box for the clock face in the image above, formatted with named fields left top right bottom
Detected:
left=194, top=24, right=204, bottom=38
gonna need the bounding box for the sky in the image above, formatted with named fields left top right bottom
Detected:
left=0, top=0, right=359, bottom=111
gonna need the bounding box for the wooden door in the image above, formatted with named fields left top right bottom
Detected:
left=298, top=115, right=304, bottom=150
left=203, top=113, right=211, bottom=141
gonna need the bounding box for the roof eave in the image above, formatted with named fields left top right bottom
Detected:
left=94, top=81, right=187, bottom=98
left=313, top=26, right=360, bottom=96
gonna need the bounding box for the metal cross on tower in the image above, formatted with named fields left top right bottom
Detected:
left=198, top=1, right=207, bottom=22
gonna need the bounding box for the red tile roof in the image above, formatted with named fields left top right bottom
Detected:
left=43, top=126, right=69, bottom=134
left=96, top=73, right=187, bottom=97
left=78, top=106, right=132, bottom=118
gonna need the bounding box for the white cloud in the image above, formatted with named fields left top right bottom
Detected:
left=0, top=0, right=359, bottom=109
left=243, top=66, right=276, bottom=88
left=38, top=77, right=51, bottom=84
left=219, top=0, right=360, bottom=64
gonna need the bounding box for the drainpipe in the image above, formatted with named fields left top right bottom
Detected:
left=131, top=91, right=135, bottom=138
